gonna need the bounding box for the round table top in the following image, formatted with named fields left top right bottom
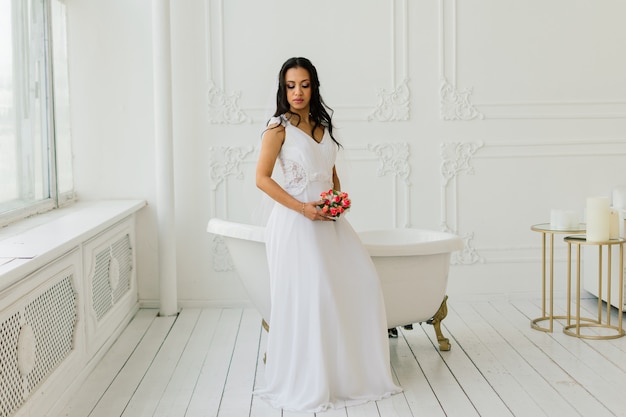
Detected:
left=564, top=235, right=626, bottom=246
left=531, top=223, right=586, bottom=234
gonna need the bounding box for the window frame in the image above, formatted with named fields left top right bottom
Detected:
left=0, top=0, right=74, bottom=228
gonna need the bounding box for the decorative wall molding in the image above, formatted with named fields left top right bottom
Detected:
left=210, top=235, right=234, bottom=272
left=471, top=138, right=626, bottom=159
left=338, top=142, right=411, bottom=227
left=440, top=141, right=483, bottom=188
left=440, top=77, right=483, bottom=121
left=438, top=0, right=626, bottom=119
left=205, top=0, right=410, bottom=123
left=441, top=139, right=626, bottom=265
left=204, top=0, right=251, bottom=124
left=208, top=144, right=257, bottom=271
left=207, top=82, right=252, bottom=124
left=450, top=232, right=483, bottom=266
left=368, top=142, right=411, bottom=184
left=208, top=145, right=255, bottom=190
left=371, top=142, right=411, bottom=227
left=368, top=78, right=411, bottom=122
left=440, top=141, right=484, bottom=265
left=438, top=0, right=482, bottom=122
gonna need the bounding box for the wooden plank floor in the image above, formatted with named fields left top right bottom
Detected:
left=57, top=297, right=626, bottom=417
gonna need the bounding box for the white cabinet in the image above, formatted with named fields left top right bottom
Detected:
left=0, top=251, right=84, bottom=417
left=0, top=201, right=144, bottom=417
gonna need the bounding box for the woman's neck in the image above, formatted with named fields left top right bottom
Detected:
left=288, top=109, right=310, bottom=124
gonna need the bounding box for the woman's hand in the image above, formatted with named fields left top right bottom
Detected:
left=302, top=201, right=336, bottom=221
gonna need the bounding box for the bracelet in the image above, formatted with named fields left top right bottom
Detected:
left=300, top=203, right=305, bottom=215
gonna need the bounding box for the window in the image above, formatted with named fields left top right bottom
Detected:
left=0, top=0, right=73, bottom=226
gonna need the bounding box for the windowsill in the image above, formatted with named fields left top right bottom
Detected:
left=0, top=199, right=147, bottom=291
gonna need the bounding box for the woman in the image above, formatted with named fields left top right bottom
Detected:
left=254, top=57, right=402, bottom=412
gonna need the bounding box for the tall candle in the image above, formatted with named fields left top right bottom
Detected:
left=550, top=209, right=578, bottom=230
left=586, top=197, right=610, bottom=242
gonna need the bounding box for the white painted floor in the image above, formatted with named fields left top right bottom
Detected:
left=57, top=297, right=626, bottom=417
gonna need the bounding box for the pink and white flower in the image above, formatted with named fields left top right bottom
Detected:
left=318, top=189, right=351, bottom=218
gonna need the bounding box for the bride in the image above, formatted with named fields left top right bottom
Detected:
left=253, top=56, right=402, bottom=412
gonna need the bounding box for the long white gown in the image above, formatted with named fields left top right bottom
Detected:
left=254, top=115, right=402, bottom=412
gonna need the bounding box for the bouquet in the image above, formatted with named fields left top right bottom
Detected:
left=318, top=189, right=351, bottom=218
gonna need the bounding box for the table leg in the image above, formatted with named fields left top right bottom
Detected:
left=563, top=242, right=625, bottom=339
left=549, top=233, right=554, bottom=331
left=532, top=232, right=559, bottom=332
left=607, top=246, right=612, bottom=326
left=576, top=244, right=581, bottom=336
left=598, top=245, right=603, bottom=324
left=617, top=244, right=624, bottom=333
left=542, top=232, right=547, bottom=319
left=567, top=241, right=571, bottom=326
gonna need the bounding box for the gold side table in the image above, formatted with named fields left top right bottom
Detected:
left=564, top=236, right=625, bottom=339
left=530, top=223, right=586, bottom=332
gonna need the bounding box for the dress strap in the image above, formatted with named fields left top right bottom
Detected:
left=268, top=114, right=288, bottom=127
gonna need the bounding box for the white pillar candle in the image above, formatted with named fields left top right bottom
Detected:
left=609, top=208, right=619, bottom=240
left=550, top=209, right=579, bottom=230
left=586, top=197, right=610, bottom=242
left=619, top=209, right=626, bottom=239
left=550, top=209, right=563, bottom=229
left=612, top=186, right=626, bottom=209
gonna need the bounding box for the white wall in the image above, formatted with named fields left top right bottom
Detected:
left=67, top=0, right=159, bottom=302
left=67, top=0, right=626, bottom=307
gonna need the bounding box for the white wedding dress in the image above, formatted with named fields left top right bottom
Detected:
left=254, top=115, right=402, bottom=412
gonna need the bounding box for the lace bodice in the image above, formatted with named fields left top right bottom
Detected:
left=280, top=158, right=308, bottom=195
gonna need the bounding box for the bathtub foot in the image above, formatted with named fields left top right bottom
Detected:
left=427, top=295, right=451, bottom=351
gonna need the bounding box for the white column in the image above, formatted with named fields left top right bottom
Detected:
left=152, top=0, right=178, bottom=316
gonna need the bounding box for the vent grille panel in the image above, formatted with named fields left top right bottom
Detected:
left=92, top=234, right=133, bottom=320
left=0, top=275, right=77, bottom=417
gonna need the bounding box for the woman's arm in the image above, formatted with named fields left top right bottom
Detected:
left=256, top=125, right=297, bottom=208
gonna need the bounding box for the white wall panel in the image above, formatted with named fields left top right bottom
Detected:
left=448, top=140, right=626, bottom=264
left=205, top=0, right=410, bottom=122
left=440, top=0, right=626, bottom=119
left=66, top=0, right=626, bottom=305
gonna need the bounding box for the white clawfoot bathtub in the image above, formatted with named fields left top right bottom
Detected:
left=207, top=218, right=463, bottom=350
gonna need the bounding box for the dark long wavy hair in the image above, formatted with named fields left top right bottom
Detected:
left=271, top=57, right=341, bottom=147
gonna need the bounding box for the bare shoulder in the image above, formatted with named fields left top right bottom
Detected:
left=263, top=123, right=286, bottom=144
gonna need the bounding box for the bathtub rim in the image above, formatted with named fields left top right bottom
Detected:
left=358, top=228, right=464, bottom=256
left=207, top=218, right=265, bottom=242
left=208, top=218, right=463, bottom=257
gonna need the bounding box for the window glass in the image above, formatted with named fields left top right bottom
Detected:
left=0, top=0, right=73, bottom=225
